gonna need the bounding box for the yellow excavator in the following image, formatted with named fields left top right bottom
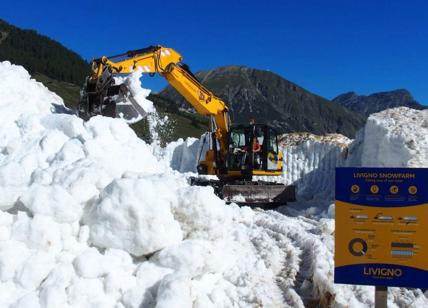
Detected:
left=78, top=45, right=295, bottom=206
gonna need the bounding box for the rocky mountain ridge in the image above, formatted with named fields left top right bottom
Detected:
left=160, top=65, right=365, bottom=138
left=332, top=89, right=426, bottom=116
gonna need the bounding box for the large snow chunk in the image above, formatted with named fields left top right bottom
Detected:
left=173, top=186, right=234, bottom=239
left=121, top=262, right=172, bottom=308
left=0, top=162, right=29, bottom=210
left=11, top=292, right=41, bottom=308
left=122, top=69, right=155, bottom=113
left=167, top=137, right=200, bottom=173
left=20, top=184, right=82, bottom=223
left=82, top=116, right=163, bottom=177
left=151, top=240, right=220, bottom=276
left=0, top=210, right=13, bottom=240
left=0, top=240, right=30, bottom=281
left=155, top=273, right=193, bottom=308
left=85, top=176, right=183, bottom=256
left=11, top=213, right=63, bottom=252
left=16, top=251, right=55, bottom=290
left=73, top=248, right=134, bottom=279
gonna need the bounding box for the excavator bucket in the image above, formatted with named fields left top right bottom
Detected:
left=78, top=70, right=148, bottom=124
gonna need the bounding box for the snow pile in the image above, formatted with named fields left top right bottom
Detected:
left=1, top=61, right=427, bottom=308
left=0, top=62, right=294, bottom=308
left=347, top=107, right=428, bottom=167
left=85, top=176, right=183, bottom=256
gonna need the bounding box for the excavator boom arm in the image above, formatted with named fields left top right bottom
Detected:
left=88, top=45, right=229, bottom=150
left=92, top=46, right=181, bottom=76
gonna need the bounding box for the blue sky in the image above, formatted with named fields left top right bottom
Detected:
left=1, top=0, right=427, bottom=104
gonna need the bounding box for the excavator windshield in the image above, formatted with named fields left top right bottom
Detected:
left=226, top=124, right=282, bottom=176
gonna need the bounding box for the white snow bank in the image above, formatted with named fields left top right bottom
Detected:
left=85, top=176, right=183, bottom=256
left=0, top=61, right=62, bottom=118
left=348, top=107, right=428, bottom=167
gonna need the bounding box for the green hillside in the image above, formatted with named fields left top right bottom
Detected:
left=0, top=19, right=87, bottom=84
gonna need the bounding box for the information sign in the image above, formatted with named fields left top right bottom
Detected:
left=335, top=167, right=428, bottom=288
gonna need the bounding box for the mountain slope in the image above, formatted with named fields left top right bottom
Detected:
left=160, top=66, right=365, bottom=138
left=332, top=89, right=427, bottom=117
left=0, top=19, right=87, bottom=85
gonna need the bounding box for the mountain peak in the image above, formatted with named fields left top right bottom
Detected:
left=333, top=91, right=358, bottom=101
left=332, top=89, right=425, bottom=116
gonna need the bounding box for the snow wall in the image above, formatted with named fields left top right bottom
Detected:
left=347, top=107, right=428, bottom=167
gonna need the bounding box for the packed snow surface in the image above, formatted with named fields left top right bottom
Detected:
left=1, top=61, right=427, bottom=308
left=348, top=107, right=428, bottom=167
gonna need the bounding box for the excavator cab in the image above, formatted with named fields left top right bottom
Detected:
left=213, top=124, right=294, bottom=206
left=226, top=124, right=282, bottom=177
left=195, top=123, right=294, bottom=206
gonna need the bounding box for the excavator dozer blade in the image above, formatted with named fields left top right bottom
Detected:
left=191, top=177, right=295, bottom=208
left=222, top=182, right=296, bottom=207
